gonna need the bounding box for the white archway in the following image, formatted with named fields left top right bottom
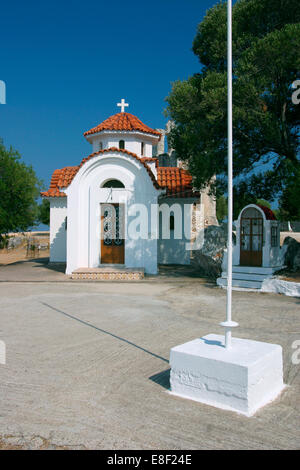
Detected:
left=65, top=150, right=162, bottom=274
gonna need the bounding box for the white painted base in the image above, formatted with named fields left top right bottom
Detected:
left=169, top=334, right=284, bottom=416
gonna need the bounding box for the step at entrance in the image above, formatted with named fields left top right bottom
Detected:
left=71, top=267, right=144, bottom=281
left=217, top=266, right=282, bottom=290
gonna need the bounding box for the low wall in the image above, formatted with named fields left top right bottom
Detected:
left=280, top=232, right=300, bottom=245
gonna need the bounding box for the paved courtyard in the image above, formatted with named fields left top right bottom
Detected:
left=0, top=274, right=299, bottom=449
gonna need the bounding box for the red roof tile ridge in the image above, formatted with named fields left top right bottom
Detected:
left=156, top=166, right=198, bottom=198
left=256, top=204, right=277, bottom=220
left=84, top=112, right=161, bottom=138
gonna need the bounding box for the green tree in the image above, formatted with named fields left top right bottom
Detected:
left=0, top=139, right=42, bottom=234
left=256, top=199, right=271, bottom=209
left=165, top=0, right=300, bottom=207
left=216, top=195, right=227, bottom=222
left=278, top=168, right=300, bottom=220
left=38, top=199, right=50, bottom=226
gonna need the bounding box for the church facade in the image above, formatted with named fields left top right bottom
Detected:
left=42, top=102, right=216, bottom=275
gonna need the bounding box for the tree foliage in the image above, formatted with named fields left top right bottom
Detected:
left=216, top=195, right=227, bottom=222
left=37, top=199, right=50, bottom=226
left=0, top=139, right=42, bottom=234
left=278, top=168, right=300, bottom=220
left=165, top=0, right=300, bottom=212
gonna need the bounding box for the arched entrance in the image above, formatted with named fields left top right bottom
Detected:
left=240, top=207, right=263, bottom=266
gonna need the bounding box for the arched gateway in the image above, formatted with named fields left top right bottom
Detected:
left=240, top=206, right=263, bottom=267
left=217, top=203, right=284, bottom=290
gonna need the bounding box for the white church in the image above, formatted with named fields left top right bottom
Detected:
left=42, top=100, right=215, bottom=278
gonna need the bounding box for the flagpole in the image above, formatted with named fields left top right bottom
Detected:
left=220, top=0, right=238, bottom=349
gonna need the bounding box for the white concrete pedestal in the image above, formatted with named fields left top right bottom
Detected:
left=169, top=334, right=284, bottom=416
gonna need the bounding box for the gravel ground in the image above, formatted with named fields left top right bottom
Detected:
left=0, top=279, right=299, bottom=450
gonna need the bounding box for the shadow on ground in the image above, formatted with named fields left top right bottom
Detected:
left=149, top=369, right=171, bottom=390
left=42, top=301, right=169, bottom=363
left=0, top=257, right=68, bottom=281
left=157, top=264, right=211, bottom=279
left=1, top=257, right=65, bottom=272
left=0, top=257, right=214, bottom=284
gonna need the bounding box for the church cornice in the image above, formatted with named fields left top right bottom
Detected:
left=84, top=129, right=160, bottom=143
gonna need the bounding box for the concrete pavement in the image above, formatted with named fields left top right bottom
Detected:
left=0, top=280, right=299, bottom=449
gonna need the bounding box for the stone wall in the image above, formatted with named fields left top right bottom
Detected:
left=200, top=183, right=218, bottom=228
left=282, top=237, right=300, bottom=272
left=191, top=224, right=231, bottom=279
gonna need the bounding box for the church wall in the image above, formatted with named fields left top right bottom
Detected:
left=49, top=198, right=67, bottom=263
left=91, top=132, right=156, bottom=158
left=65, top=153, right=160, bottom=275
left=145, top=160, right=157, bottom=178
left=158, top=198, right=192, bottom=266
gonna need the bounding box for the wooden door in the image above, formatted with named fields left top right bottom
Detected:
left=101, top=203, right=124, bottom=264
left=240, top=214, right=263, bottom=267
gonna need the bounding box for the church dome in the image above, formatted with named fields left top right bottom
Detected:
left=84, top=112, right=161, bottom=138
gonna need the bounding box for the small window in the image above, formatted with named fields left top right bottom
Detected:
left=102, top=179, right=125, bottom=188
left=141, top=142, right=145, bottom=156
left=65, top=217, right=67, bottom=231
left=271, top=226, right=278, bottom=247
left=99, top=141, right=103, bottom=150
left=119, top=140, right=125, bottom=150
left=170, top=215, right=175, bottom=231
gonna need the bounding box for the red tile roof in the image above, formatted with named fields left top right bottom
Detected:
left=157, top=167, right=196, bottom=198
left=257, top=204, right=277, bottom=220
left=41, top=149, right=197, bottom=199
left=41, top=166, right=79, bottom=198
left=84, top=112, right=162, bottom=138
left=41, top=148, right=161, bottom=197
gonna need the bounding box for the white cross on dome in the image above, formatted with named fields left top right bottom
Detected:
left=117, top=98, right=129, bottom=113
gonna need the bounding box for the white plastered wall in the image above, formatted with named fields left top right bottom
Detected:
left=65, top=150, right=162, bottom=275
left=49, top=197, right=67, bottom=262
left=158, top=198, right=194, bottom=265
left=87, top=131, right=159, bottom=158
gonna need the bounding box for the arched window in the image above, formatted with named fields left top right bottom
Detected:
left=141, top=142, right=145, bottom=156
left=102, top=179, right=125, bottom=188
left=119, top=140, right=125, bottom=150
left=99, top=141, right=103, bottom=151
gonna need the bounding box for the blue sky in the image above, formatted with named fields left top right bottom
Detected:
left=0, top=0, right=224, bottom=194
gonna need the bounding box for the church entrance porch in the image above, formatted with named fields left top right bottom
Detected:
left=100, top=203, right=125, bottom=265
left=217, top=203, right=284, bottom=290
